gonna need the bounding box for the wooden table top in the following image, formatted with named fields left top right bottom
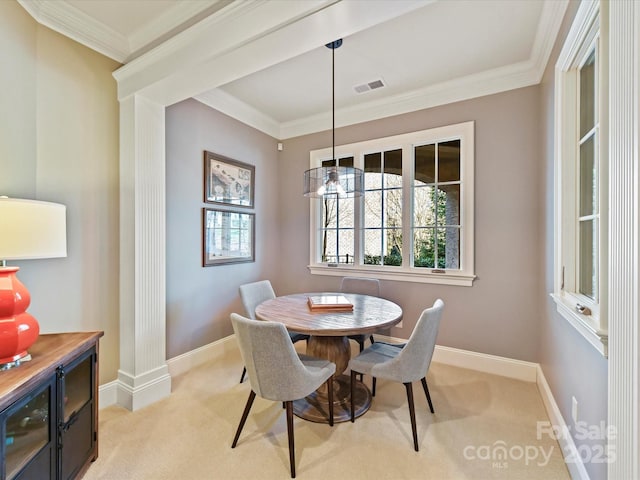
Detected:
left=255, top=292, right=403, bottom=336
left=0, top=331, right=103, bottom=411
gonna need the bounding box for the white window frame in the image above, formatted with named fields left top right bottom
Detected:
left=552, top=0, right=608, bottom=356
left=308, top=121, right=475, bottom=286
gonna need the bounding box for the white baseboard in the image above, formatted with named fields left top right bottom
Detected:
left=96, top=334, right=588, bottom=478
left=432, top=344, right=538, bottom=382
left=116, top=371, right=172, bottom=411
left=98, top=366, right=171, bottom=411
left=98, top=380, right=118, bottom=409
left=536, top=365, right=589, bottom=480
left=99, top=336, right=538, bottom=409
left=166, top=335, right=238, bottom=377
left=373, top=335, right=538, bottom=382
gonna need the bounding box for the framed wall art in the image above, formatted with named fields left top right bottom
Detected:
left=204, top=151, right=254, bottom=208
left=202, top=208, right=255, bottom=266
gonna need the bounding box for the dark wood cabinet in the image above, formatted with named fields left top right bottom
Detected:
left=0, top=332, right=103, bottom=480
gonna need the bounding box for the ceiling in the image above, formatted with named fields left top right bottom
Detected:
left=18, top=0, right=568, bottom=139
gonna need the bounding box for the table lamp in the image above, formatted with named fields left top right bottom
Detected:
left=0, top=197, right=67, bottom=369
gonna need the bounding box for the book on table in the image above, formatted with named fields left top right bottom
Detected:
left=307, top=295, right=353, bottom=311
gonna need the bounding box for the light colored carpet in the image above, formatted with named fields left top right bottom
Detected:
left=84, top=344, right=570, bottom=480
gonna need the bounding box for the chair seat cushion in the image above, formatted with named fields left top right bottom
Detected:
left=348, top=342, right=404, bottom=379
left=298, top=353, right=335, bottom=374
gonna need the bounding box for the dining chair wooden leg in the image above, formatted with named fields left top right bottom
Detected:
left=421, top=377, right=434, bottom=413
left=405, top=382, right=419, bottom=452
left=327, top=375, right=334, bottom=426
left=350, top=370, right=356, bottom=423
left=232, top=390, right=256, bottom=448
left=372, top=377, right=377, bottom=397
left=285, top=401, right=296, bottom=478
left=239, top=367, right=246, bottom=383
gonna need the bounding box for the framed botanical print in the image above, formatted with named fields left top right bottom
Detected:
left=204, top=151, right=254, bottom=208
left=202, top=208, right=255, bottom=266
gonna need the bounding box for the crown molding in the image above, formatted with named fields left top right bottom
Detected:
left=276, top=59, right=539, bottom=139
left=20, top=0, right=568, bottom=141
left=17, top=0, right=226, bottom=63
left=112, top=0, right=342, bottom=101
left=194, top=89, right=280, bottom=138
left=126, top=0, right=223, bottom=57
left=18, top=0, right=129, bottom=62
left=529, top=0, right=570, bottom=82
left=197, top=0, right=569, bottom=140
left=198, top=57, right=541, bottom=140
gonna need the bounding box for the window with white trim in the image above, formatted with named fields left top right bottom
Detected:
left=308, top=121, right=475, bottom=286
left=553, top=0, right=608, bottom=355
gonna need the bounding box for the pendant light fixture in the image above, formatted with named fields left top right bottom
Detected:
left=303, top=39, right=364, bottom=198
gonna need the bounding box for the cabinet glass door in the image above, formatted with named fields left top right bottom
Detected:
left=59, top=349, right=95, bottom=480
left=62, top=354, right=91, bottom=422
left=4, top=383, right=52, bottom=479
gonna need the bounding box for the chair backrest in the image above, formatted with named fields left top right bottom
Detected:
left=388, top=299, right=444, bottom=383
left=230, top=313, right=327, bottom=401
left=239, top=280, right=276, bottom=319
left=340, top=277, right=380, bottom=297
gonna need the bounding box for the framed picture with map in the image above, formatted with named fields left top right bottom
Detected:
left=204, top=151, right=254, bottom=208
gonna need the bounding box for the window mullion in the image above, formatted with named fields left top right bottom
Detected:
left=403, top=145, right=413, bottom=267
left=353, top=151, right=363, bottom=265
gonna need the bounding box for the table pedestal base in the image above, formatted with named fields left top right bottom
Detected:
left=292, top=374, right=371, bottom=423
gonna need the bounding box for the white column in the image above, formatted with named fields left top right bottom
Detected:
left=116, top=94, right=171, bottom=410
left=608, top=1, right=639, bottom=478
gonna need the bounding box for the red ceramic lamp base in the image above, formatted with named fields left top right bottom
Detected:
left=0, top=266, right=40, bottom=368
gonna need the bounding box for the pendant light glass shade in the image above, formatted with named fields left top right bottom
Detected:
left=304, top=39, right=364, bottom=198
left=303, top=166, right=364, bottom=198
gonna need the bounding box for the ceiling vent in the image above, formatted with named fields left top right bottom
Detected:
left=353, top=78, right=386, bottom=94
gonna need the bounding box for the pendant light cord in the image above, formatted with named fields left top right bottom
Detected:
left=326, top=39, right=341, bottom=162
left=332, top=41, right=335, bottom=163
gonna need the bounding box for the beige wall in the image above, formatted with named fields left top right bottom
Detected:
left=0, top=1, right=121, bottom=383
left=0, top=1, right=37, bottom=195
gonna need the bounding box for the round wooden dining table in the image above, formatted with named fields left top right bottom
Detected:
left=255, top=292, right=403, bottom=423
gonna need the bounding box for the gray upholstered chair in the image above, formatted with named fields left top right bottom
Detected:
left=230, top=313, right=335, bottom=478
left=348, top=298, right=444, bottom=451
left=340, top=276, right=381, bottom=351
left=238, top=280, right=309, bottom=383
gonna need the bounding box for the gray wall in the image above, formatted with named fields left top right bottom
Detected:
left=278, top=87, right=542, bottom=362
left=539, top=2, right=607, bottom=479
left=165, top=98, right=282, bottom=358
left=165, top=87, right=548, bottom=363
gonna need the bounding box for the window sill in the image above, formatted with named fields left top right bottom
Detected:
left=308, top=264, right=476, bottom=286
left=550, top=293, right=608, bottom=357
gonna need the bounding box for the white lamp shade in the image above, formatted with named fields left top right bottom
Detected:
left=0, top=198, right=67, bottom=260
